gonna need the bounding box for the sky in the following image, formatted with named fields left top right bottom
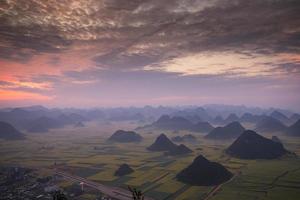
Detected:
left=0, top=0, right=299, bottom=110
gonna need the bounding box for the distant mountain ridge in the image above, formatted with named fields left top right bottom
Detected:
left=286, top=119, right=300, bottom=136
left=290, top=113, right=300, bottom=124
left=138, top=115, right=214, bottom=133
left=0, top=107, right=88, bottom=133
left=224, top=113, right=239, bottom=124
left=255, top=116, right=287, bottom=133
left=26, top=116, right=61, bottom=133
left=0, top=105, right=297, bottom=135
left=240, top=113, right=264, bottom=123
left=171, top=134, right=196, bottom=143
left=270, top=111, right=289, bottom=124
left=205, top=122, right=245, bottom=140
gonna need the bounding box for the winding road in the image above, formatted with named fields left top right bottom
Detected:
left=55, top=171, right=155, bottom=200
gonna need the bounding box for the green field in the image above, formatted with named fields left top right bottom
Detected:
left=1, top=121, right=300, bottom=200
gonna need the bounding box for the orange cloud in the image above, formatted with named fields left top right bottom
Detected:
left=0, top=81, right=53, bottom=90
left=278, top=53, right=300, bottom=62
left=0, top=89, right=53, bottom=101
left=0, top=48, right=93, bottom=80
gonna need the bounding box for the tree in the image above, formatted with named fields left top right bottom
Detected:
left=52, top=190, right=68, bottom=200
left=128, top=186, right=144, bottom=200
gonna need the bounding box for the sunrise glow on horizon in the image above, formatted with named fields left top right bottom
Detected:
left=0, top=0, right=299, bottom=110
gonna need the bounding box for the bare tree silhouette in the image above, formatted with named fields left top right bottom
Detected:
left=52, top=190, right=68, bottom=200
left=128, top=185, right=144, bottom=200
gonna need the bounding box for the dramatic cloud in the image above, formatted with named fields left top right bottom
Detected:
left=0, top=0, right=299, bottom=109
left=145, top=52, right=300, bottom=77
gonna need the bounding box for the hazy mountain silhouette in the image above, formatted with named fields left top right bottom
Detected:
left=240, top=113, right=263, bottom=123
left=176, top=155, right=233, bottom=186
left=21, top=105, right=48, bottom=112
left=55, top=113, right=86, bottom=125
left=182, top=115, right=202, bottom=124
left=0, top=105, right=294, bottom=130
left=172, top=134, right=196, bottom=143
left=114, top=164, right=134, bottom=176
left=193, top=107, right=212, bottom=121
left=213, top=115, right=224, bottom=124
left=286, top=119, right=300, bottom=136
left=74, top=121, right=85, bottom=128
left=84, top=109, right=106, bottom=120
left=270, top=111, right=289, bottom=124
left=26, top=116, right=63, bottom=133
left=152, top=115, right=193, bottom=130
left=205, top=121, right=245, bottom=140
left=171, top=107, right=212, bottom=122
left=68, top=113, right=87, bottom=123
left=165, top=144, right=193, bottom=156
left=170, top=111, right=202, bottom=123
left=290, top=113, right=300, bottom=124
left=108, top=130, right=143, bottom=143
left=147, top=133, right=177, bottom=151
left=172, top=136, right=184, bottom=142
left=10, top=108, right=30, bottom=117
left=192, top=121, right=214, bottom=133
left=57, top=114, right=74, bottom=125
left=0, top=106, right=91, bottom=133
left=225, top=113, right=239, bottom=123
left=240, top=113, right=254, bottom=122
left=182, top=134, right=196, bottom=141
left=0, top=108, right=34, bottom=129
left=255, top=116, right=287, bottom=133
left=142, top=115, right=213, bottom=133
left=226, top=130, right=289, bottom=159
left=109, top=112, right=145, bottom=121
left=0, top=121, right=25, bottom=140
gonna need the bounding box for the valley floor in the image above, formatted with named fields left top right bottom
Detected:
left=1, top=121, right=300, bottom=200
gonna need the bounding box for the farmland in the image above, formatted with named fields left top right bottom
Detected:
left=0, top=121, right=300, bottom=200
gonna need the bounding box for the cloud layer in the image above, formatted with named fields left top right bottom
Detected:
left=0, top=0, right=299, bottom=109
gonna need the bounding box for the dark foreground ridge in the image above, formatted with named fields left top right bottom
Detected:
left=0, top=121, right=25, bottom=140
left=108, top=130, right=143, bottom=143
left=226, top=130, right=289, bottom=159
left=176, top=155, right=233, bottom=186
